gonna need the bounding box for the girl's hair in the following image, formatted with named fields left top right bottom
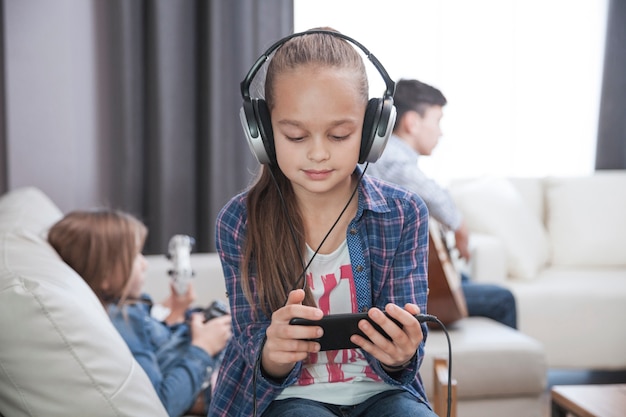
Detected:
left=242, top=28, right=369, bottom=316
left=47, top=209, right=147, bottom=305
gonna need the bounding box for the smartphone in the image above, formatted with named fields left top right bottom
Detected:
left=289, top=312, right=397, bottom=351
left=290, top=312, right=430, bottom=351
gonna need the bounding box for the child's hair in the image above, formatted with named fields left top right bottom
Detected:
left=393, top=79, right=447, bottom=130
left=242, top=28, right=369, bottom=316
left=47, top=209, right=148, bottom=304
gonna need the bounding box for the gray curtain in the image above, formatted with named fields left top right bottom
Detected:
left=0, top=0, right=6, bottom=193
left=93, top=0, right=293, bottom=254
left=596, top=0, right=626, bottom=170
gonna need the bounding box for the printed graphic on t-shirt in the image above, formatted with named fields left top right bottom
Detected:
left=294, top=242, right=381, bottom=386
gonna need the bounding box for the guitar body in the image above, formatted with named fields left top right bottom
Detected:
left=427, top=218, right=468, bottom=326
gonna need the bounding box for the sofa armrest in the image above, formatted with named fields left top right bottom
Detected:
left=467, top=233, right=508, bottom=284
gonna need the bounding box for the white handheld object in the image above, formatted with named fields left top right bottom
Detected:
left=167, top=234, right=195, bottom=295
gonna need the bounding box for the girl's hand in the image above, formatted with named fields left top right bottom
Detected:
left=350, top=303, right=423, bottom=370
left=162, top=282, right=196, bottom=324
left=261, top=289, right=323, bottom=379
left=189, top=313, right=232, bottom=357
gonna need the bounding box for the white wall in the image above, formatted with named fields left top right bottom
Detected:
left=295, top=0, right=608, bottom=183
left=4, top=0, right=101, bottom=211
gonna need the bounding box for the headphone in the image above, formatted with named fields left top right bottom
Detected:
left=239, top=30, right=397, bottom=165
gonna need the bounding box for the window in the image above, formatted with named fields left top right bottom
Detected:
left=295, top=0, right=608, bottom=183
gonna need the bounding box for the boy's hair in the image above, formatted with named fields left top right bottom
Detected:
left=393, top=79, right=447, bottom=131
left=48, top=209, right=147, bottom=304
left=243, top=28, right=368, bottom=316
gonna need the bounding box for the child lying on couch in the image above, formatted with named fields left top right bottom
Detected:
left=48, top=209, right=231, bottom=417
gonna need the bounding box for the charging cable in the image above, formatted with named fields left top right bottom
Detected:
left=252, top=314, right=453, bottom=417
left=420, top=314, right=453, bottom=417
left=252, top=165, right=453, bottom=417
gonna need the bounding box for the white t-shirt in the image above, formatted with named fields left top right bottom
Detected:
left=276, top=240, right=395, bottom=405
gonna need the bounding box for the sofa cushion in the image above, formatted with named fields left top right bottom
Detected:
left=507, top=178, right=545, bottom=223
left=0, top=187, right=168, bottom=417
left=422, top=317, right=547, bottom=400
left=450, top=177, right=550, bottom=280
left=508, top=266, right=626, bottom=369
left=0, top=186, right=62, bottom=234
left=546, top=172, right=626, bottom=267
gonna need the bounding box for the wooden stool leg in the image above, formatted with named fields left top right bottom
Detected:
left=433, top=356, right=457, bottom=417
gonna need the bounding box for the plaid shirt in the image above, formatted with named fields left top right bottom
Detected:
left=209, top=169, right=431, bottom=417
left=366, top=134, right=462, bottom=231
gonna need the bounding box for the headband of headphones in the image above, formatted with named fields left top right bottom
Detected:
left=239, top=29, right=397, bottom=165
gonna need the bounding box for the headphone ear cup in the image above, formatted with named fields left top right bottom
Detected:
left=240, top=98, right=269, bottom=164
left=360, top=99, right=383, bottom=164
left=253, top=99, right=276, bottom=165
left=240, top=98, right=275, bottom=165
left=360, top=97, right=396, bottom=164
left=241, top=30, right=397, bottom=165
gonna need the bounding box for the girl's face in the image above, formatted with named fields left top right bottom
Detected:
left=127, top=253, right=148, bottom=298
left=271, top=65, right=364, bottom=198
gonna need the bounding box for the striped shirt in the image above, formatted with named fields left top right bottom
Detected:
left=366, top=135, right=462, bottom=231
left=209, top=169, right=431, bottom=417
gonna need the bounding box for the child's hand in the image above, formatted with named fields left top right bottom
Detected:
left=189, top=313, right=232, bottom=357
left=261, top=289, right=323, bottom=379
left=351, top=303, right=423, bottom=370
left=161, top=282, right=196, bottom=324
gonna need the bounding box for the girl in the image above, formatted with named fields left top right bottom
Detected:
left=210, top=29, right=435, bottom=417
left=47, top=209, right=232, bottom=417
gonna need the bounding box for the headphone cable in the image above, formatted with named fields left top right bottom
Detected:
left=269, top=163, right=369, bottom=295
left=252, top=163, right=368, bottom=417
left=423, top=315, right=454, bottom=417
left=253, top=314, right=453, bottom=417
left=256, top=166, right=453, bottom=417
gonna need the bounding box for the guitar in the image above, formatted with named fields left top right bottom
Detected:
left=427, top=218, right=468, bottom=326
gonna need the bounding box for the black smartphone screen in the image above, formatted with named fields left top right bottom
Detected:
left=289, top=312, right=393, bottom=351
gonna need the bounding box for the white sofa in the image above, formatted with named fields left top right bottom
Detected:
left=0, top=186, right=547, bottom=417
left=0, top=187, right=168, bottom=417
left=448, top=170, right=626, bottom=370
left=143, top=244, right=547, bottom=417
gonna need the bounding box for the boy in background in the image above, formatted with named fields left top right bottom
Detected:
left=367, top=78, right=517, bottom=329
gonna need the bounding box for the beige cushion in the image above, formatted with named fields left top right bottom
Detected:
left=508, top=266, right=626, bottom=369
left=422, top=317, right=547, bottom=400
left=546, top=172, right=626, bottom=267
left=450, top=177, right=551, bottom=280
left=0, top=186, right=62, bottom=234
left=507, top=178, right=545, bottom=223
left=0, top=187, right=168, bottom=417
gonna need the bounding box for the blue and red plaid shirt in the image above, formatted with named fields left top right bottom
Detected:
left=209, top=168, right=431, bottom=417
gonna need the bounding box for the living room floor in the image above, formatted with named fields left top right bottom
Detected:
left=541, top=369, right=626, bottom=416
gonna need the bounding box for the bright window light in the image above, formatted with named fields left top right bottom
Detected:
left=294, top=0, right=608, bottom=183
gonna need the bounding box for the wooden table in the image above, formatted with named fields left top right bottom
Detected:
left=551, top=384, right=626, bottom=417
